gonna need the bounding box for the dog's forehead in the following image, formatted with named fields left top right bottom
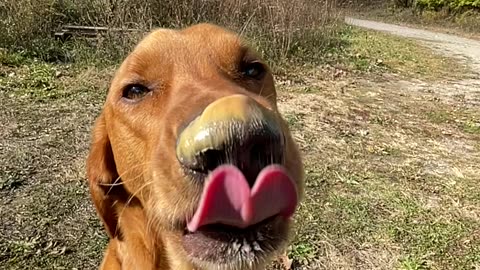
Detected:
left=144, top=25, right=242, bottom=57
left=128, top=24, right=254, bottom=69
left=111, top=24, right=264, bottom=91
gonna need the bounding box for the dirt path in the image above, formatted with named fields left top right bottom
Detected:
left=345, top=17, right=480, bottom=72
left=345, top=17, right=480, bottom=107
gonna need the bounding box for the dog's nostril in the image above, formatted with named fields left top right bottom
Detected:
left=180, top=127, right=284, bottom=187
left=248, top=140, right=271, bottom=166
left=176, top=95, right=284, bottom=185
left=250, top=143, right=262, bottom=164
left=244, top=142, right=269, bottom=185
left=197, top=148, right=226, bottom=172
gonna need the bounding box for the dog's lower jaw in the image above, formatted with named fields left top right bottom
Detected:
left=161, top=232, right=196, bottom=270
left=102, top=239, right=265, bottom=270
left=187, top=257, right=269, bottom=270
left=162, top=231, right=274, bottom=270
left=191, top=260, right=269, bottom=270
left=99, top=219, right=276, bottom=270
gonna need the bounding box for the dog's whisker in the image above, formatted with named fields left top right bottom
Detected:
left=102, top=161, right=156, bottom=198
left=112, top=170, right=150, bottom=238
left=101, top=161, right=155, bottom=188
left=117, top=174, right=154, bottom=229
left=258, top=80, right=266, bottom=97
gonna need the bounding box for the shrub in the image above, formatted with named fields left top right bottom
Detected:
left=392, top=0, right=416, bottom=8
left=416, top=0, right=480, bottom=10
left=0, top=0, right=341, bottom=66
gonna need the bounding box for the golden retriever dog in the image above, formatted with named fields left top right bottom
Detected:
left=86, top=23, right=304, bottom=270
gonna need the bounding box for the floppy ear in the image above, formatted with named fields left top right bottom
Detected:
left=86, top=113, right=121, bottom=239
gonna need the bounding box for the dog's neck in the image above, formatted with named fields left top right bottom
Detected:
left=109, top=203, right=194, bottom=270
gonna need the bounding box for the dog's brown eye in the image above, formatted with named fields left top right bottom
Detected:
left=242, top=62, right=265, bottom=80
left=123, top=84, right=150, bottom=100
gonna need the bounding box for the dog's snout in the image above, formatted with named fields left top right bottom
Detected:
left=176, top=94, right=284, bottom=185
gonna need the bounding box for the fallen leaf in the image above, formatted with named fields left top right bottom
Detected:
left=277, top=251, right=293, bottom=270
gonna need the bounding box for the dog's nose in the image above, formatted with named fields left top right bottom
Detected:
left=176, top=94, right=284, bottom=186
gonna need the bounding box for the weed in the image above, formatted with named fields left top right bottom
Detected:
left=427, top=110, right=453, bottom=124
left=462, top=119, right=480, bottom=134
left=400, top=256, right=428, bottom=270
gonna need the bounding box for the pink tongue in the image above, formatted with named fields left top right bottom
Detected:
left=187, top=164, right=298, bottom=232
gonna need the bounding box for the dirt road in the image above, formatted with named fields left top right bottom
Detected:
left=346, top=17, right=480, bottom=107
left=345, top=17, right=480, bottom=72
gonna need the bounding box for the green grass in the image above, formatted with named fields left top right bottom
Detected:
left=463, top=120, right=480, bottom=134
left=1, top=0, right=342, bottom=69
left=336, top=26, right=467, bottom=79
left=284, top=112, right=306, bottom=130
left=400, top=256, right=429, bottom=270
left=277, top=25, right=467, bottom=89
left=0, top=50, right=32, bottom=66
left=427, top=110, right=453, bottom=124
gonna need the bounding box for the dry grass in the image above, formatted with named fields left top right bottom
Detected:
left=272, top=29, right=480, bottom=269
left=0, top=0, right=340, bottom=66
left=277, top=73, right=480, bottom=269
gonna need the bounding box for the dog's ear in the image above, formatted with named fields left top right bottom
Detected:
left=86, top=113, right=120, bottom=239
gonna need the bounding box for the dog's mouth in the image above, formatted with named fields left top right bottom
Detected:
left=181, top=164, right=297, bottom=266
left=175, top=95, right=299, bottom=266
left=182, top=215, right=289, bottom=267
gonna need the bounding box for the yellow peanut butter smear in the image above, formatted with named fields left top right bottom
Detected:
left=176, top=94, right=279, bottom=164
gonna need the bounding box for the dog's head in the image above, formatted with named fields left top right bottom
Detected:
left=87, top=23, right=304, bottom=269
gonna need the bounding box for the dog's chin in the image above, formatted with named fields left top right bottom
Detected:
left=180, top=215, right=290, bottom=270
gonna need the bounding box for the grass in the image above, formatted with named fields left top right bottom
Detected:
left=280, top=76, right=480, bottom=268
left=278, top=25, right=467, bottom=85
left=463, top=120, right=480, bottom=134
left=274, top=27, right=479, bottom=269
left=340, top=29, right=462, bottom=79
left=1, top=17, right=480, bottom=270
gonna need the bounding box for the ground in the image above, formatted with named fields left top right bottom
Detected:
left=341, top=5, right=480, bottom=41
left=1, top=19, right=479, bottom=270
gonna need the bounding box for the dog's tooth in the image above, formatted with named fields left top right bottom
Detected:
left=242, top=239, right=252, bottom=254
left=253, top=241, right=262, bottom=251
left=232, top=241, right=241, bottom=252
left=242, top=245, right=252, bottom=254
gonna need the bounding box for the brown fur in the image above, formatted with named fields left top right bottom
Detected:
left=86, top=23, right=304, bottom=270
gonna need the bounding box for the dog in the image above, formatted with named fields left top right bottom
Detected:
left=86, top=23, right=305, bottom=270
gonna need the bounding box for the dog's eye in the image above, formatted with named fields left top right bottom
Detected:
left=241, top=62, right=266, bottom=80
left=123, top=84, right=150, bottom=100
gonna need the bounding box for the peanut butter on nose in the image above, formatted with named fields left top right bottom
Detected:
left=176, top=94, right=277, bottom=164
